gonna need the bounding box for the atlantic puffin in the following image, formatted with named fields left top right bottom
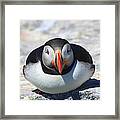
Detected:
left=23, top=38, right=95, bottom=94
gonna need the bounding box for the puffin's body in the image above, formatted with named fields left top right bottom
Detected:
left=23, top=38, right=95, bottom=94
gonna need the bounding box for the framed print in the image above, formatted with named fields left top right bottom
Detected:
left=0, top=0, right=119, bottom=119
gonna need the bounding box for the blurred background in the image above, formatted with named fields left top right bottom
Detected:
left=20, top=20, right=100, bottom=100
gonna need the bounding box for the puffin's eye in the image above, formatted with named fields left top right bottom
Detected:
left=67, top=46, right=71, bottom=53
left=45, top=48, right=49, bottom=55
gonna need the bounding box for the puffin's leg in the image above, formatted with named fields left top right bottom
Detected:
left=32, top=89, right=44, bottom=95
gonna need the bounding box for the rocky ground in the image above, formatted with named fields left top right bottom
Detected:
left=20, top=87, right=100, bottom=100
left=20, top=20, right=100, bottom=100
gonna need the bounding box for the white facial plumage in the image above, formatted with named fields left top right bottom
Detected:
left=42, top=45, right=55, bottom=69
left=62, top=43, right=74, bottom=67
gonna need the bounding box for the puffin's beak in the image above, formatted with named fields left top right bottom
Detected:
left=56, top=50, right=62, bottom=74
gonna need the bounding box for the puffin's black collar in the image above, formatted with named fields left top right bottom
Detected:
left=41, top=59, right=76, bottom=75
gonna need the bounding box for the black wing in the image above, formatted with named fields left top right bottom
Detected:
left=26, top=45, right=44, bottom=65
left=70, top=44, right=93, bottom=64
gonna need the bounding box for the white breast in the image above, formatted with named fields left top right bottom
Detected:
left=24, top=60, right=94, bottom=94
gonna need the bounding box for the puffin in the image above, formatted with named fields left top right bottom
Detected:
left=23, top=38, right=95, bottom=94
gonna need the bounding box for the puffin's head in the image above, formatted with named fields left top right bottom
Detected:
left=42, top=38, right=74, bottom=74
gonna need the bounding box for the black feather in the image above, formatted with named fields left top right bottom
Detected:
left=26, top=45, right=44, bottom=65
left=71, top=44, right=93, bottom=64
left=45, top=38, right=69, bottom=50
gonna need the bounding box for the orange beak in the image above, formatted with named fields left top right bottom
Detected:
left=56, top=51, right=62, bottom=74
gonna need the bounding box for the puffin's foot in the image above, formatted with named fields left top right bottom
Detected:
left=32, top=89, right=44, bottom=95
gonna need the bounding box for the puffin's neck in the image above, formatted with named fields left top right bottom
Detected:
left=61, top=59, right=76, bottom=75
left=41, top=59, right=76, bottom=75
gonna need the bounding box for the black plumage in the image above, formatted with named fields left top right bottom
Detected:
left=71, top=44, right=93, bottom=64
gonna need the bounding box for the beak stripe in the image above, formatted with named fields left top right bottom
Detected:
left=57, top=51, right=62, bottom=74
